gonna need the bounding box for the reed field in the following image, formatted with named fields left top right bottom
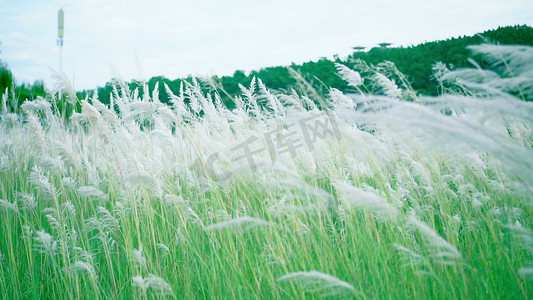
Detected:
left=0, top=44, right=532, bottom=299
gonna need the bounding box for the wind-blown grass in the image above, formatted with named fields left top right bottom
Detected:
left=0, top=44, right=532, bottom=299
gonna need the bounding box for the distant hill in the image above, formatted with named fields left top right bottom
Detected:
left=85, top=25, right=532, bottom=106
left=2, top=25, right=533, bottom=110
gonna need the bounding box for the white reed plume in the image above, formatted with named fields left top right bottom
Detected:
left=29, top=166, right=56, bottom=198
left=335, top=181, right=398, bottom=219
left=393, top=244, right=426, bottom=269
left=0, top=198, right=18, bottom=213
left=21, top=225, right=34, bottom=241
left=77, top=186, right=109, bottom=202
left=20, top=98, right=53, bottom=117
left=437, top=44, right=533, bottom=100
left=67, top=261, right=97, bottom=278
left=52, top=70, right=78, bottom=105
left=182, top=80, right=202, bottom=115
left=38, top=155, right=66, bottom=176
left=372, top=73, right=402, bottom=98
left=26, top=115, right=47, bottom=152
left=239, top=77, right=260, bottom=117
left=85, top=206, right=118, bottom=234
left=204, top=216, right=273, bottom=232
left=257, top=78, right=284, bottom=117
left=132, top=274, right=176, bottom=298
left=330, top=88, right=356, bottom=111
left=69, top=112, right=89, bottom=127
left=519, top=268, right=533, bottom=281
left=1, top=88, right=7, bottom=112
left=468, top=44, right=533, bottom=77
left=62, top=177, right=77, bottom=190
left=156, top=243, right=170, bottom=258
left=81, top=100, right=102, bottom=122
left=185, top=207, right=205, bottom=228
left=0, top=154, right=8, bottom=172
left=335, top=63, right=362, bottom=88
left=43, top=209, right=62, bottom=232
left=85, top=206, right=118, bottom=252
left=407, top=216, right=462, bottom=265
left=132, top=245, right=147, bottom=269
left=278, top=270, right=359, bottom=297
left=33, top=230, right=59, bottom=255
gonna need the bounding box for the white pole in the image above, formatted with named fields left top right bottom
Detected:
left=59, top=43, right=62, bottom=74
left=58, top=8, right=64, bottom=100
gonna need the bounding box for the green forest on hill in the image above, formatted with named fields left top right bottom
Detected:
left=1, top=25, right=533, bottom=108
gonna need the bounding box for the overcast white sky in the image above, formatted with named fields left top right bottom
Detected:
left=0, top=0, right=532, bottom=90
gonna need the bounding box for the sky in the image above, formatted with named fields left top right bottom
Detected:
left=0, top=0, right=532, bottom=91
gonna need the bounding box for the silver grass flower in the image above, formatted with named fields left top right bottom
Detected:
left=70, top=112, right=89, bottom=126
left=132, top=245, right=147, bottom=269
left=335, top=63, right=363, bottom=88
left=33, top=230, right=59, bottom=255
left=17, top=192, right=37, bottom=211
left=278, top=270, right=359, bottom=297
left=185, top=207, right=205, bottom=228
left=0, top=154, right=9, bottom=171
left=113, top=201, right=131, bottom=216
left=330, top=88, right=356, bottom=111
left=20, top=98, right=53, bottom=116
left=393, top=243, right=427, bottom=270
left=38, top=156, right=66, bottom=176
left=1, top=113, right=19, bottom=127
left=77, top=186, right=109, bottom=202
left=164, top=82, right=191, bottom=120
left=73, top=247, right=96, bottom=262
left=1, top=89, right=7, bottom=111
left=85, top=206, right=118, bottom=251
left=174, top=227, right=183, bottom=246
left=257, top=78, right=283, bottom=116
left=477, top=43, right=533, bottom=70
left=67, top=261, right=97, bottom=278
left=132, top=274, right=175, bottom=297
left=81, top=100, right=102, bottom=121
left=0, top=199, right=18, bottom=213
left=61, top=177, right=76, bottom=190
left=61, top=201, right=77, bottom=218
left=26, top=114, right=47, bottom=152
left=407, top=216, right=462, bottom=265
left=156, top=243, right=170, bottom=258
left=204, top=216, right=273, bottom=232
left=518, top=267, right=533, bottom=281
left=21, top=225, right=33, bottom=241
left=297, top=219, right=310, bottom=235
left=183, top=82, right=202, bottom=115
left=45, top=213, right=62, bottom=232
left=29, top=166, right=55, bottom=198
left=335, top=181, right=397, bottom=219
left=85, top=206, right=118, bottom=234
left=372, top=73, right=402, bottom=98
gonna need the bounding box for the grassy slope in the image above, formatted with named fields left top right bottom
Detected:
left=0, top=45, right=532, bottom=299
